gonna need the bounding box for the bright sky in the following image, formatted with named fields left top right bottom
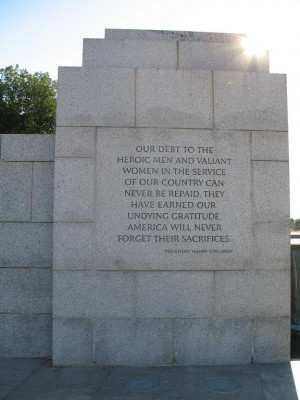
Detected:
left=1, top=0, right=299, bottom=217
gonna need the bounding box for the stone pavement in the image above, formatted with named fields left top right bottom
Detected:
left=0, top=359, right=299, bottom=399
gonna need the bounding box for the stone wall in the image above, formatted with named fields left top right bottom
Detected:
left=0, top=134, right=54, bottom=358
left=53, top=30, right=290, bottom=366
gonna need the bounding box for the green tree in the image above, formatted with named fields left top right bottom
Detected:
left=291, top=219, right=300, bottom=232
left=0, top=65, right=57, bottom=134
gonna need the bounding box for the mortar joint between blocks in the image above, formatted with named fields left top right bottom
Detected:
left=92, top=318, right=96, bottom=364
left=250, top=318, right=254, bottom=363
left=212, top=271, right=216, bottom=317
left=30, top=162, right=34, bottom=222
left=133, top=271, right=137, bottom=318
left=171, top=319, right=175, bottom=364
left=250, top=131, right=254, bottom=270
left=211, top=71, right=215, bottom=129
left=93, top=129, right=98, bottom=271
left=134, top=69, right=137, bottom=127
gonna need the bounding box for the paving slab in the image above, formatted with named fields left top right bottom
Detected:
left=0, top=385, right=15, bottom=400
left=0, top=359, right=46, bottom=385
left=182, top=371, right=264, bottom=400
left=259, top=363, right=298, bottom=400
left=93, top=366, right=185, bottom=399
left=0, top=360, right=298, bottom=400
left=6, top=365, right=110, bottom=400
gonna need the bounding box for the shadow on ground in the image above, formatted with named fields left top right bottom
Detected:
left=0, top=359, right=299, bottom=400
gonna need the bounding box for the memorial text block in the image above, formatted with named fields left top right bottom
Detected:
left=96, top=128, right=252, bottom=270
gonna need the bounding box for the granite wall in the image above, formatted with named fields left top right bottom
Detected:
left=0, top=135, right=54, bottom=358
left=53, top=30, right=290, bottom=366
left=0, top=29, right=290, bottom=365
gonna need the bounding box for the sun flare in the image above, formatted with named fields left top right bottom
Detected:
left=242, top=35, right=268, bottom=58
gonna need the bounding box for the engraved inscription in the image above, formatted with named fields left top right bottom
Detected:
left=96, top=129, right=251, bottom=270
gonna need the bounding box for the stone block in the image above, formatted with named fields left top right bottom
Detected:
left=83, top=39, right=177, bottom=69
left=0, top=269, right=31, bottom=312
left=174, top=318, right=252, bottom=364
left=179, top=42, right=269, bottom=72
left=0, top=163, right=32, bottom=221
left=52, top=319, right=93, bottom=365
left=215, top=271, right=290, bottom=317
left=54, top=158, right=94, bottom=222
left=253, top=317, right=290, bottom=363
left=254, top=222, right=290, bottom=269
left=214, top=71, right=288, bottom=131
left=136, top=272, right=213, bottom=318
left=136, top=69, right=212, bottom=128
left=56, top=67, right=135, bottom=127
left=53, top=223, right=94, bottom=270
left=105, top=29, right=243, bottom=43
left=55, top=127, right=96, bottom=157
left=32, top=162, right=54, bottom=222
left=253, top=161, right=289, bottom=222
left=1, top=134, right=55, bottom=161
left=0, top=314, right=51, bottom=357
left=0, top=223, right=52, bottom=268
left=30, top=268, right=52, bottom=313
left=94, top=319, right=173, bottom=365
left=252, top=131, right=289, bottom=161
left=96, top=128, right=252, bottom=270
left=53, top=271, right=134, bottom=318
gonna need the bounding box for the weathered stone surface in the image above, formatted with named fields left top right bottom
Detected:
left=54, top=223, right=94, bottom=270
left=254, top=222, right=290, bottom=269
left=96, top=128, right=252, bottom=270
left=253, top=161, right=289, bottom=222
left=55, top=127, right=96, bottom=157
left=53, top=271, right=134, bottom=318
left=136, top=69, right=212, bottom=128
left=0, top=267, right=51, bottom=313
left=214, top=71, right=288, bottom=131
left=56, top=67, right=135, bottom=127
left=179, top=42, right=269, bottom=72
left=253, top=317, right=290, bottom=363
left=30, top=268, right=52, bottom=313
left=53, top=319, right=93, bottom=365
left=54, top=158, right=95, bottom=222
left=136, top=272, right=213, bottom=317
left=215, top=271, right=290, bottom=317
left=49, top=29, right=290, bottom=368
left=0, top=223, right=52, bottom=267
left=95, top=319, right=173, bottom=365
left=32, top=162, right=54, bottom=222
left=0, top=314, right=51, bottom=357
left=105, top=29, right=244, bottom=43
left=83, top=39, right=177, bottom=69
left=0, top=268, right=31, bottom=312
left=0, top=163, right=32, bottom=221
left=174, top=319, right=252, bottom=364
left=1, top=134, right=55, bottom=161
left=252, top=131, right=289, bottom=161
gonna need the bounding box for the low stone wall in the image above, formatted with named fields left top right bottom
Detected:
left=0, top=134, right=54, bottom=358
